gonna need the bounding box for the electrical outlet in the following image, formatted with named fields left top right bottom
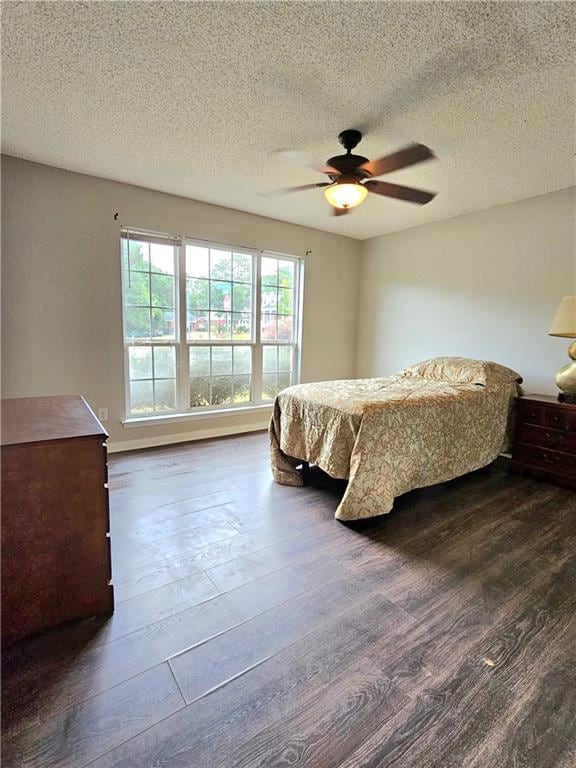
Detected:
left=98, top=408, right=109, bottom=422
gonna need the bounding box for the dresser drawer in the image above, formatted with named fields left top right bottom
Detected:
left=543, top=408, right=576, bottom=432
left=516, top=424, right=576, bottom=454
left=514, top=444, right=576, bottom=478
left=517, top=401, right=546, bottom=426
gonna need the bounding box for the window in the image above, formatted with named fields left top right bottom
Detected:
left=121, top=230, right=302, bottom=418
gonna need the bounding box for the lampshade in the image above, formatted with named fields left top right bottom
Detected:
left=549, top=295, right=576, bottom=338
left=324, top=182, right=368, bottom=209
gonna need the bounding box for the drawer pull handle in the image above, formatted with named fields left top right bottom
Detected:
left=542, top=453, right=560, bottom=465
left=544, top=432, right=563, bottom=442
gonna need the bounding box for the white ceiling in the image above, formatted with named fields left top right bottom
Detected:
left=2, top=1, right=575, bottom=240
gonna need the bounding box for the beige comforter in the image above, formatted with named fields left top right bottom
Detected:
left=270, top=375, right=519, bottom=521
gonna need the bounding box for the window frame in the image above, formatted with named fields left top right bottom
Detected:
left=121, top=231, right=181, bottom=419
left=121, top=229, right=303, bottom=421
left=257, top=250, right=303, bottom=404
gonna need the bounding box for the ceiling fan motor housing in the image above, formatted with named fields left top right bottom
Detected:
left=327, top=153, right=371, bottom=179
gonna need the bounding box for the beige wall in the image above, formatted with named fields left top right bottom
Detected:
left=3, top=157, right=574, bottom=452
left=1, top=156, right=361, bottom=448
left=357, top=188, right=576, bottom=395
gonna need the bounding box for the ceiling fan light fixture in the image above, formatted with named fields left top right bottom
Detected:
left=324, top=181, right=368, bottom=210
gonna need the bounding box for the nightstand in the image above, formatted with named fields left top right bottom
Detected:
left=511, top=394, right=576, bottom=491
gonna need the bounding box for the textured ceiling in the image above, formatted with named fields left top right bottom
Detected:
left=2, top=1, right=575, bottom=240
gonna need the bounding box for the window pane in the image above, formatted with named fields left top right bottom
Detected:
left=233, top=253, right=252, bottom=283
left=129, top=346, right=152, bottom=379
left=278, top=260, right=295, bottom=288
left=262, top=373, right=278, bottom=401
left=128, top=241, right=150, bottom=271
left=186, top=245, right=209, bottom=278
left=232, top=283, right=252, bottom=312
left=124, top=271, right=150, bottom=307
left=232, top=313, right=251, bottom=341
left=261, top=257, right=277, bottom=285
left=211, top=346, right=232, bottom=375
left=277, top=315, right=293, bottom=341
left=151, top=274, right=175, bottom=308
left=233, top=375, right=251, bottom=403
left=263, top=345, right=277, bottom=373
left=188, top=312, right=209, bottom=340
left=210, top=311, right=231, bottom=340
left=277, top=372, right=291, bottom=392
left=261, top=285, right=277, bottom=313
left=278, top=345, right=292, bottom=372
left=187, top=278, right=209, bottom=310
left=150, top=244, right=175, bottom=275
left=278, top=288, right=293, bottom=316
left=210, top=281, right=232, bottom=311
left=233, top=346, right=251, bottom=374
left=261, top=315, right=276, bottom=341
left=211, top=376, right=233, bottom=405
left=190, top=376, right=211, bottom=407
left=154, top=346, right=176, bottom=378
left=210, top=249, right=232, bottom=280
left=154, top=379, right=176, bottom=411
left=190, top=346, right=210, bottom=376
left=130, top=380, right=154, bottom=414
left=125, top=307, right=151, bottom=340
left=151, top=308, right=175, bottom=339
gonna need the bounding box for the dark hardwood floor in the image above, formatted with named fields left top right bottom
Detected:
left=2, top=431, right=576, bottom=767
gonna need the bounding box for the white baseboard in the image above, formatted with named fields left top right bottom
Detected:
left=107, top=421, right=268, bottom=453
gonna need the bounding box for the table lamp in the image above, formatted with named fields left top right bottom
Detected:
left=549, top=295, right=576, bottom=403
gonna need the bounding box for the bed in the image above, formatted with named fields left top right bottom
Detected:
left=269, top=357, right=522, bottom=521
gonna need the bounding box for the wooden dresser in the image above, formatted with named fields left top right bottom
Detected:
left=1, top=396, right=114, bottom=646
left=511, top=394, right=576, bottom=491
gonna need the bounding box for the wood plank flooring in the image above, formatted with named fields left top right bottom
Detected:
left=2, top=430, right=576, bottom=767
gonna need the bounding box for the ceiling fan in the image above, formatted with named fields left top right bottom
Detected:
left=270, top=129, right=437, bottom=216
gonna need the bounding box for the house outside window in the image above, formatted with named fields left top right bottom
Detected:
left=121, top=230, right=303, bottom=419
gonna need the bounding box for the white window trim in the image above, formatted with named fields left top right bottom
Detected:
left=122, top=402, right=273, bottom=428
left=121, top=229, right=303, bottom=423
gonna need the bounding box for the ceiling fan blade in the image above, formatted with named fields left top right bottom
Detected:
left=274, top=149, right=340, bottom=175
left=361, top=143, right=435, bottom=178
left=260, top=182, right=330, bottom=198
left=332, top=206, right=350, bottom=217
left=365, top=180, right=436, bottom=205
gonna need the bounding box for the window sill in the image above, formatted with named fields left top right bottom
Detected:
left=123, top=403, right=274, bottom=428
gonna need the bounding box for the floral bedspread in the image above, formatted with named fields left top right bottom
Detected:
left=269, top=376, right=519, bottom=521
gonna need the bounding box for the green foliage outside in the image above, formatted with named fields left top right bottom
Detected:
left=187, top=249, right=253, bottom=341
left=189, top=345, right=252, bottom=407
left=123, top=240, right=176, bottom=340
left=123, top=243, right=295, bottom=342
